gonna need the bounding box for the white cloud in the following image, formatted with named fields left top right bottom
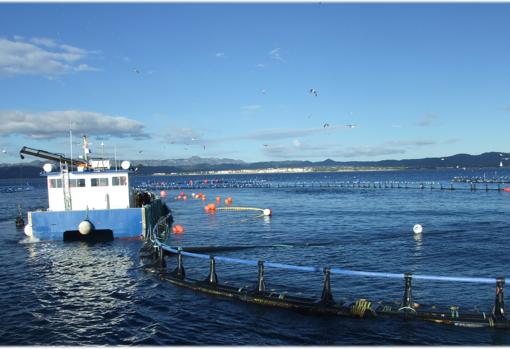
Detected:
left=262, top=138, right=437, bottom=160
left=234, top=124, right=353, bottom=141
left=0, top=109, right=149, bottom=139
left=383, top=140, right=436, bottom=147
left=263, top=142, right=407, bottom=160
left=269, top=47, right=283, bottom=61
left=30, top=37, right=58, bottom=48
left=0, top=36, right=98, bottom=77
left=215, top=52, right=225, bottom=58
left=417, top=113, right=437, bottom=127
left=256, top=63, right=266, bottom=68
left=161, top=127, right=203, bottom=146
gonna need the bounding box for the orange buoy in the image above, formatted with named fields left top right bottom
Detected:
left=216, top=196, right=221, bottom=202
left=182, top=195, right=187, bottom=200
left=160, top=190, right=168, bottom=198
left=204, top=203, right=217, bottom=212
left=202, top=196, right=207, bottom=201
left=180, top=191, right=185, bottom=196
left=172, top=224, right=185, bottom=234
left=225, top=197, right=233, bottom=205
left=504, top=187, right=510, bottom=192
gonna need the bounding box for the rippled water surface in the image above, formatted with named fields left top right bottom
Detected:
left=1, top=169, right=510, bottom=345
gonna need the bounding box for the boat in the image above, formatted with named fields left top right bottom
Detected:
left=19, top=135, right=171, bottom=241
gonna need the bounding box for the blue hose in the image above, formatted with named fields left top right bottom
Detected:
left=152, top=222, right=500, bottom=284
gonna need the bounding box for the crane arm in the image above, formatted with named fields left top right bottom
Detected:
left=19, top=146, right=88, bottom=168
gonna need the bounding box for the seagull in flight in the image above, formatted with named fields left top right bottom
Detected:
left=133, top=68, right=140, bottom=74
left=323, top=123, right=330, bottom=128
left=309, top=88, right=318, bottom=97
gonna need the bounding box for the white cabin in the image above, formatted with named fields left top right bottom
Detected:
left=46, top=170, right=134, bottom=211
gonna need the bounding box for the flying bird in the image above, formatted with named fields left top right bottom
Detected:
left=263, top=144, right=269, bottom=147
left=309, top=88, right=318, bottom=97
left=345, top=124, right=357, bottom=128
left=261, top=89, right=266, bottom=94
left=323, top=123, right=330, bottom=128
left=133, top=68, right=140, bottom=74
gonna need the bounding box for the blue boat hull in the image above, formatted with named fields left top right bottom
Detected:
left=29, top=208, right=145, bottom=241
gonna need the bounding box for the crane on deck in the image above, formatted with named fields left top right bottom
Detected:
left=19, top=146, right=89, bottom=169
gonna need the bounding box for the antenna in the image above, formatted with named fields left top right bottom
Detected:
left=69, top=128, right=73, bottom=171
left=114, top=144, right=117, bottom=171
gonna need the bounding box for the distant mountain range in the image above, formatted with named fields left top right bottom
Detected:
left=1, top=152, right=509, bottom=179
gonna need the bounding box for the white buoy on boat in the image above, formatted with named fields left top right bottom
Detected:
left=43, top=163, right=53, bottom=173
left=263, top=208, right=272, bottom=216
left=121, top=160, right=131, bottom=170
left=24, top=224, right=33, bottom=237
left=78, top=220, right=94, bottom=235
left=413, top=224, right=423, bottom=234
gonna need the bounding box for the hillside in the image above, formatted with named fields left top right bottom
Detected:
left=1, top=152, right=509, bottom=179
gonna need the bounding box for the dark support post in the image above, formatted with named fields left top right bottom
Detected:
left=257, top=260, right=265, bottom=292
left=320, top=267, right=334, bottom=304
left=158, top=246, right=166, bottom=269
left=172, top=249, right=185, bottom=280
left=440, top=183, right=444, bottom=190
left=206, top=256, right=218, bottom=284
left=401, top=273, right=413, bottom=310
left=486, top=184, right=489, bottom=192
left=450, top=184, right=454, bottom=190
left=492, top=277, right=506, bottom=321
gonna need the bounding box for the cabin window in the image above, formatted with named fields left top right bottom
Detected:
left=91, top=178, right=109, bottom=187
left=49, top=179, right=62, bottom=188
left=69, top=178, right=86, bottom=187
left=112, top=176, right=127, bottom=186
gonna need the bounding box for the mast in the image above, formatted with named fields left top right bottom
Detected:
left=70, top=128, right=73, bottom=171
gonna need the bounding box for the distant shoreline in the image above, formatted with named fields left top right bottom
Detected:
left=151, top=166, right=405, bottom=176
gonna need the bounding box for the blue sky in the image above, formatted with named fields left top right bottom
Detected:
left=1, top=2, right=510, bottom=164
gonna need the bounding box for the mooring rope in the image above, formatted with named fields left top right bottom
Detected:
left=216, top=207, right=265, bottom=212
left=151, top=217, right=499, bottom=284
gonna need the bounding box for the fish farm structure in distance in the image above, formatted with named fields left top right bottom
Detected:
left=141, top=216, right=510, bottom=330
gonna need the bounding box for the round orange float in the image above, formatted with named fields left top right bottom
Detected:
left=172, top=224, right=185, bottom=234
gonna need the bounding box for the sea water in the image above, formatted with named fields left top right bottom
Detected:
left=1, top=168, right=510, bottom=345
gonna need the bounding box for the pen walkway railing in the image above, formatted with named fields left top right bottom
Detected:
left=144, top=215, right=507, bottom=327
left=136, top=180, right=510, bottom=192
